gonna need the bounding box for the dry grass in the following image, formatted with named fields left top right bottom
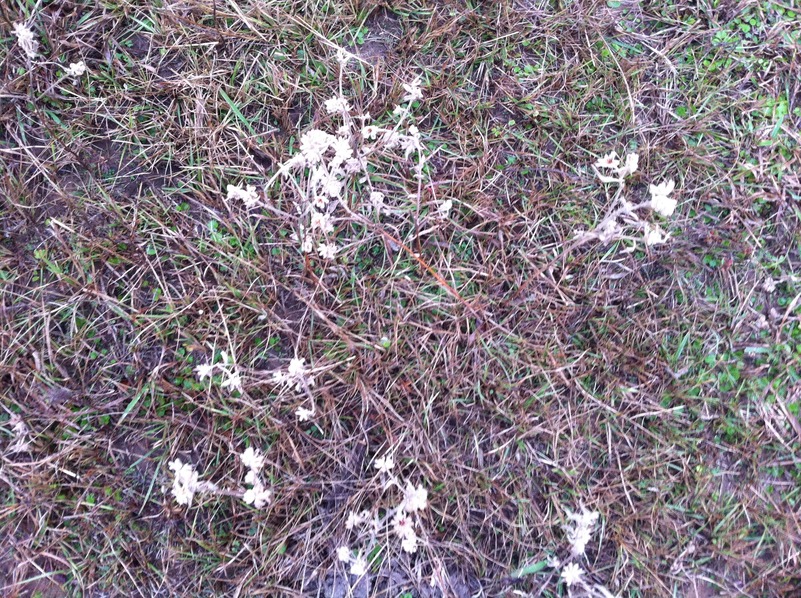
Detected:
left=1, top=0, right=800, bottom=596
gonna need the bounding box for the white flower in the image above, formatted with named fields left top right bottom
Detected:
left=401, top=532, right=419, bottom=553
left=594, top=151, right=620, bottom=170
left=597, top=218, right=621, bottom=244
left=374, top=454, right=395, bottom=474
left=318, top=242, right=338, bottom=260
left=643, top=223, right=669, bottom=246
left=13, top=23, right=38, bottom=59
left=226, top=183, right=260, bottom=208
left=344, top=156, right=365, bottom=174
left=565, top=506, right=600, bottom=556
left=300, top=235, right=314, bottom=253
left=325, top=96, right=351, bottom=114
left=220, top=370, right=243, bottom=393
left=310, top=210, right=334, bottom=234
left=361, top=125, right=380, bottom=140
left=337, top=546, right=351, bottom=562
left=295, top=406, right=314, bottom=422
left=300, top=129, right=335, bottom=165
left=392, top=510, right=415, bottom=539
left=560, top=563, right=585, bottom=587
left=312, top=194, right=329, bottom=210
left=335, top=47, right=352, bottom=68
left=402, top=76, right=424, bottom=103
left=402, top=482, right=428, bottom=513
left=619, top=152, right=639, bottom=177
left=240, top=447, right=264, bottom=472
left=762, top=277, right=777, bottom=293
left=349, top=553, right=368, bottom=576
left=320, top=171, right=344, bottom=199
left=437, top=199, right=453, bottom=218
left=7, top=414, right=31, bottom=453
left=330, top=136, right=353, bottom=167
left=244, top=469, right=259, bottom=486
left=243, top=482, right=272, bottom=508
left=288, top=358, right=307, bottom=378
left=195, top=362, right=215, bottom=381
left=65, top=61, right=87, bottom=77
left=369, top=191, right=385, bottom=210
left=648, top=180, right=677, bottom=217
left=168, top=458, right=200, bottom=506
left=345, top=511, right=363, bottom=530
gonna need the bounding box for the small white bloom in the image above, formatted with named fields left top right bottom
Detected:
left=227, top=183, right=260, bottom=208
left=310, top=210, right=334, bottom=234
left=369, top=191, right=385, bottom=211
left=344, top=156, right=365, bottom=174
left=597, top=218, right=621, bottom=244
left=243, top=482, right=272, bottom=508
left=762, top=277, right=777, bottom=293
left=195, top=362, right=215, bottom=381
left=295, top=406, right=314, bottom=421
left=565, top=506, right=600, bottom=556
left=349, top=553, right=368, bottom=576
left=65, top=61, right=87, bottom=77
left=325, top=96, right=351, bottom=114
left=240, top=447, right=264, bottom=472
left=374, top=454, right=395, bottom=474
left=312, top=194, right=329, bottom=210
left=337, top=546, right=351, bottom=562
left=402, top=76, right=424, bottom=103
left=402, top=482, right=428, bottom=513
left=393, top=105, right=406, bottom=117
left=288, top=358, right=307, bottom=378
left=619, top=152, right=639, bottom=177
left=594, top=151, right=620, bottom=170
left=560, top=563, right=585, bottom=587
left=320, top=172, right=344, bottom=199
left=437, top=199, right=453, bottom=218
left=392, top=510, right=415, bottom=539
left=220, top=370, right=243, bottom=393
left=168, top=458, right=200, bottom=506
left=300, top=129, right=335, bottom=165
left=318, top=242, right=338, bottom=260
left=330, top=136, right=353, bottom=167
left=345, top=511, right=363, bottom=530
left=300, top=235, right=314, bottom=253
left=648, top=180, right=677, bottom=217
left=335, top=47, right=352, bottom=68
left=7, top=415, right=31, bottom=453
left=401, top=531, right=419, bottom=553
left=12, top=23, right=38, bottom=59
left=643, top=223, right=669, bottom=246
left=244, top=469, right=259, bottom=486
left=361, top=125, right=380, bottom=140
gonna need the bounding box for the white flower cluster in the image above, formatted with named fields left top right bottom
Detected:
left=6, top=414, right=32, bottom=453
left=168, top=458, right=218, bottom=506
left=242, top=49, right=431, bottom=262
left=564, top=505, right=600, bottom=556
left=270, top=357, right=317, bottom=421
left=12, top=23, right=38, bottom=59
left=584, top=150, right=678, bottom=249
left=337, top=455, right=429, bottom=579
left=226, top=183, right=260, bottom=209
left=239, top=446, right=272, bottom=508
left=65, top=60, right=87, bottom=78
left=195, top=350, right=243, bottom=393
left=541, top=505, right=618, bottom=596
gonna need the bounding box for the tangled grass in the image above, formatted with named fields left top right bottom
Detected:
left=1, top=0, right=800, bottom=596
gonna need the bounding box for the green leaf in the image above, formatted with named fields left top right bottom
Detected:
left=511, top=560, right=549, bottom=578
